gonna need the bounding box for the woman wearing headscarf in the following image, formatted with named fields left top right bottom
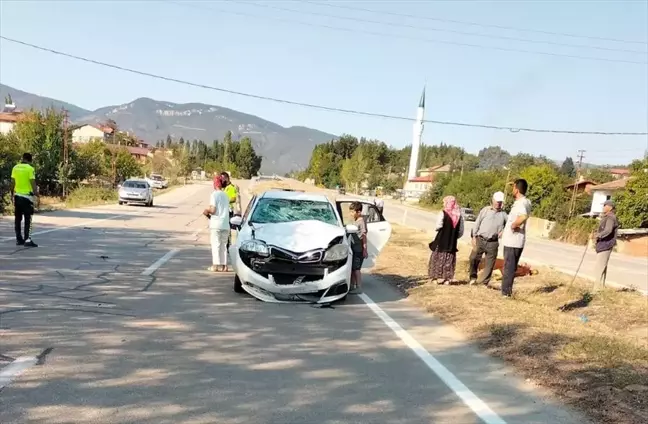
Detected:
left=428, top=195, right=465, bottom=284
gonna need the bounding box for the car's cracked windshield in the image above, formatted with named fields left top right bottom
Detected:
left=250, top=198, right=338, bottom=226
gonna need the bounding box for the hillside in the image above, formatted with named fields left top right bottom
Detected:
left=0, top=84, right=336, bottom=173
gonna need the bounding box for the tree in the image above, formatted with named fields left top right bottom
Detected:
left=113, top=148, right=142, bottom=183
left=72, top=139, right=108, bottom=181
left=477, top=146, right=511, bottom=170
left=11, top=108, right=68, bottom=195
left=560, top=157, right=576, bottom=178
left=520, top=165, right=565, bottom=221
left=615, top=158, right=648, bottom=228
left=586, top=168, right=615, bottom=184
left=165, top=135, right=173, bottom=149
left=235, top=137, right=262, bottom=178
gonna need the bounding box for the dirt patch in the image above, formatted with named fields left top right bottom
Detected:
left=374, top=224, right=648, bottom=424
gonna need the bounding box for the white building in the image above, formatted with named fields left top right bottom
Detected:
left=0, top=112, right=22, bottom=135
left=72, top=124, right=113, bottom=143
left=589, top=178, right=627, bottom=215
left=0, top=99, right=22, bottom=135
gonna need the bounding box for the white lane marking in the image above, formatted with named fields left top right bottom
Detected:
left=141, top=248, right=180, bottom=276
left=358, top=293, right=507, bottom=424
left=0, top=214, right=128, bottom=242
left=0, top=356, right=38, bottom=391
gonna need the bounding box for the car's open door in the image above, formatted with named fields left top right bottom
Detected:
left=335, top=199, right=392, bottom=268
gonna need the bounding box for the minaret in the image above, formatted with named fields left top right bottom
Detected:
left=407, top=86, right=425, bottom=181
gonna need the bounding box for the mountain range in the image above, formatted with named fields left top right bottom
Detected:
left=0, top=84, right=336, bottom=173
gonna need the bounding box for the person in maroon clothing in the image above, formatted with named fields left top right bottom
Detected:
left=428, top=196, right=465, bottom=285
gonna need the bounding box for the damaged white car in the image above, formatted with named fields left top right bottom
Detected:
left=228, top=190, right=392, bottom=303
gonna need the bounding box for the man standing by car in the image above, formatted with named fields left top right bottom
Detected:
left=592, top=200, right=618, bottom=292
left=501, top=179, right=532, bottom=298
left=468, top=191, right=507, bottom=286
left=11, top=153, right=39, bottom=247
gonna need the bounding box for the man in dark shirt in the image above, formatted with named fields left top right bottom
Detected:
left=592, top=200, right=619, bottom=292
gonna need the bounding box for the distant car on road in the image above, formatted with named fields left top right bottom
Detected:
left=461, top=207, right=476, bottom=221
left=146, top=174, right=168, bottom=189
left=118, top=179, right=154, bottom=207
left=228, top=190, right=392, bottom=303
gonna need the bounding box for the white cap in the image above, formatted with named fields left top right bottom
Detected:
left=493, top=191, right=505, bottom=202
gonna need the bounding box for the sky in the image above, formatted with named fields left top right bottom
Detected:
left=0, top=0, right=647, bottom=165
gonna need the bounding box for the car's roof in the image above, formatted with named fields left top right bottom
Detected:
left=260, top=190, right=330, bottom=202
left=125, top=178, right=147, bottom=182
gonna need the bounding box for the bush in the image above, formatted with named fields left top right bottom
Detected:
left=65, top=186, right=117, bottom=208
left=549, top=217, right=598, bottom=245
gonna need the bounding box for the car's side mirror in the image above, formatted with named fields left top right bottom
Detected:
left=230, top=216, right=243, bottom=228
left=345, top=224, right=359, bottom=233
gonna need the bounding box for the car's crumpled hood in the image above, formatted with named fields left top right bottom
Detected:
left=253, top=220, right=345, bottom=252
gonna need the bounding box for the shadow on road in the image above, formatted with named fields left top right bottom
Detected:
left=0, top=217, right=584, bottom=423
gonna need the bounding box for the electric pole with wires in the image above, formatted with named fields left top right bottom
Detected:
left=568, top=149, right=586, bottom=217
left=62, top=108, right=69, bottom=199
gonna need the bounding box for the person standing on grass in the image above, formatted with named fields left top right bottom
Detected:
left=348, top=202, right=368, bottom=294
left=204, top=177, right=231, bottom=272
left=428, top=195, right=464, bottom=285
left=468, top=191, right=508, bottom=286
left=592, top=199, right=618, bottom=292
left=501, top=179, right=532, bottom=298
left=11, top=153, right=39, bottom=248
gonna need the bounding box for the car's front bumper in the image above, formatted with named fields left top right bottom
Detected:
left=119, top=196, right=149, bottom=203
left=229, top=248, right=351, bottom=303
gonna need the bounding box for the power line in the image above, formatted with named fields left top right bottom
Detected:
left=235, top=0, right=646, bottom=55
left=166, top=1, right=647, bottom=65
left=1, top=35, right=646, bottom=137
left=305, top=0, right=648, bottom=46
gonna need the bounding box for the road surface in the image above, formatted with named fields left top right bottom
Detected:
left=0, top=181, right=588, bottom=424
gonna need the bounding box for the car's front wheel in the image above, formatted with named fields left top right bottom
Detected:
left=233, top=275, right=244, bottom=293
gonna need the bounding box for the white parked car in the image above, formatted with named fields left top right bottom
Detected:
left=146, top=174, right=168, bottom=189
left=228, top=190, right=392, bottom=303
left=118, top=179, right=154, bottom=207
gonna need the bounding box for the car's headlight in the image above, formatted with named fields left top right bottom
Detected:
left=324, top=244, right=348, bottom=262
left=241, top=240, right=270, bottom=257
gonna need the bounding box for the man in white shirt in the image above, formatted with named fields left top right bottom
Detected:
left=204, top=178, right=232, bottom=272
left=501, top=179, right=532, bottom=297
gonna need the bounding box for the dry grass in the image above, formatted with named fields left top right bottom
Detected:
left=374, top=224, right=648, bottom=424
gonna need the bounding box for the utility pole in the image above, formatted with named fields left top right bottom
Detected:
left=62, top=108, right=69, bottom=199
left=569, top=150, right=586, bottom=217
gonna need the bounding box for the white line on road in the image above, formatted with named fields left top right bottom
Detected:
left=0, top=356, right=38, bottom=391
left=0, top=214, right=128, bottom=242
left=141, top=248, right=180, bottom=276
left=359, top=292, right=507, bottom=424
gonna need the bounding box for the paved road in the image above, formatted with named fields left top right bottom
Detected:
left=0, top=181, right=588, bottom=424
